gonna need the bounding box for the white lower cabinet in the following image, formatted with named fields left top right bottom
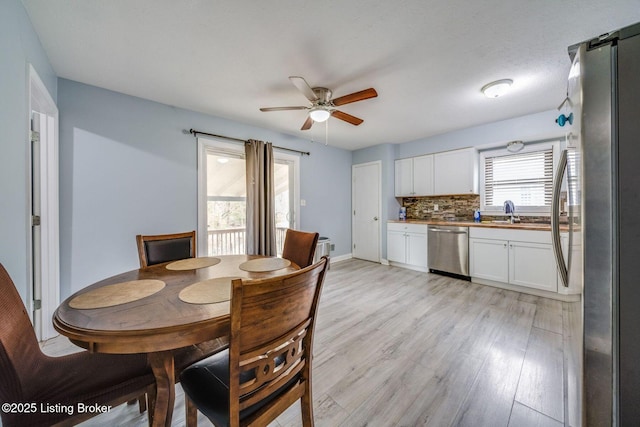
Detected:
left=407, top=231, right=428, bottom=267
left=387, top=223, right=428, bottom=271
left=508, top=241, right=557, bottom=292
left=469, top=238, right=509, bottom=283
left=387, top=230, right=408, bottom=263
left=469, top=228, right=558, bottom=293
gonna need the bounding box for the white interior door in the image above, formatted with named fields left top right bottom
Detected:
left=352, top=161, right=381, bottom=262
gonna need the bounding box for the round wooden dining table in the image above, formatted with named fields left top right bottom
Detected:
left=53, top=254, right=299, bottom=427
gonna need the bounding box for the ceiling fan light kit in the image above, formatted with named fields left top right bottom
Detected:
left=309, top=106, right=331, bottom=122
left=481, top=79, right=513, bottom=98
left=260, top=76, right=377, bottom=131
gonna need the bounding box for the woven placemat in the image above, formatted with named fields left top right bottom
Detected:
left=69, top=280, right=166, bottom=309
left=166, top=257, right=221, bottom=270
left=238, top=257, right=291, bottom=272
left=179, top=277, right=237, bottom=304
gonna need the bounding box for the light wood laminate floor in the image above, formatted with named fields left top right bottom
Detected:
left=40, top=259, right=580, bottom=427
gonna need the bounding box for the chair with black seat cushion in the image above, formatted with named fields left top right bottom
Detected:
left=180, top=257, right=329, bottom=427
left=0, top=262, right=157, bottom=427
left=282, top=229, right=319, bottom=268
left=136, top=230, right=196, bottom=268
left=135, top=230, right=229, bottom=425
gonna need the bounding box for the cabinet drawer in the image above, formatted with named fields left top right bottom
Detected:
left=387, top=222, right=428, bottom=234
left=469, top=227, right=551, bottom=244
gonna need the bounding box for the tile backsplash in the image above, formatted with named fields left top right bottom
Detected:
left=402, top=195, right=480, bottom=221
left=401, top=195, right=554, bottom=223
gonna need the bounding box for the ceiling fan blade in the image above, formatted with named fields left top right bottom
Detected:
left=260, top=106, right=308, bottom=112
left=301, top=115, right=313, bottom=130
left=332, top=110, right=364, bottom=126
left=289, top=76, right=319, bottom=102
left=332, top=88, right=378, bottom=106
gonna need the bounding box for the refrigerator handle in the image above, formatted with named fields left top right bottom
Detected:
left=552, top=149, right=569, bottom=287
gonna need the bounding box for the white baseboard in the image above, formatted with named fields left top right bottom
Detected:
left=388, top=261, right=429, bottom=273
left=471, top=277, right=581, bottom=302
left=330, top=253, right=352, bottom=264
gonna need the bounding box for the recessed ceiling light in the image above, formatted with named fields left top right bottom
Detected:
left=216, top=157, right=229, bottom=164
left=481, top=79, right=513, bottom=98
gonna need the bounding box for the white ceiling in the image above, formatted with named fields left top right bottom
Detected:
left=22, top=0, right=640, bottom=151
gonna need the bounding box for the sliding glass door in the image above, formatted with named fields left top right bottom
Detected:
left=197, top=138, right=299, bottom=256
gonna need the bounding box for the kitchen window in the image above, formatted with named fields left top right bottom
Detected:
left=480, top=142, right=558, bottom=214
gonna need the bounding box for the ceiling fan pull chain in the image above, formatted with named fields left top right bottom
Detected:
left=325, top=119, right=329, bottom=146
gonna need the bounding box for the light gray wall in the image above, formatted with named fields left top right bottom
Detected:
left=58, top=79, right=352, bottom=297
left=353, top=109, right=563, bottom=259
left=396, top=109, right=562, bottom=158
left=0, top=0, right=57, bottom=301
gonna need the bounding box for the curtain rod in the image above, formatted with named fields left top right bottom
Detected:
left=186, top=129, right=310, bottom=156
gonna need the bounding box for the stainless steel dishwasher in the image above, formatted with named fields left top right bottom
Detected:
left=428, top=225, right=469, bottom=278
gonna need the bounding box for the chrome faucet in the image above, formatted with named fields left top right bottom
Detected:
left=504, top=200, right=515, bottom=223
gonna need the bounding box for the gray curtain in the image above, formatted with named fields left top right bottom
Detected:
left=245, top=139, right=277, bottom=255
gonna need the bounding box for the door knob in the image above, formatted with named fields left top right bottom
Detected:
left=373, top=217, right=378, bottom=221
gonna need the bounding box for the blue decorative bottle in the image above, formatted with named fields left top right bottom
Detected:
left=399, top=207, right=406, bottom=220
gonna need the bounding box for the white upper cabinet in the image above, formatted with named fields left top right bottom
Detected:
left=413, top=155, right=434, bottom=196
left=434, top=148, right=479, bottom=195
left=394, top=155, right=434, bottom=197
left=394, top=158, right=413, bottom=197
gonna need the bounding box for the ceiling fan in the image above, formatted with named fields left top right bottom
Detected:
left=260, top=76, right=378, bottom=130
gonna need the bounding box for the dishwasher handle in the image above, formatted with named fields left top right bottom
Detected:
left=428, top=228, right=467, bottom=234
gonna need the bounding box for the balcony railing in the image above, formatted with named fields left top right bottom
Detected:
left=206, top=227, right=288, bottom=256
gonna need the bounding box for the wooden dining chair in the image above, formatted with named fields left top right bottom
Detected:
left=180, top=257, right=329, bottom=427
left=136, top=230, right=196, bottom=268
left=135, top=230, right=230, bottom=422
left=135, top=230, right=196, bottom=413
left=282, top=229, right=319, bottom=268
left=0, top=262, right=157, bottom=427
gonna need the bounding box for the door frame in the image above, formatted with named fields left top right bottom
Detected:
left=28, top=64, right=59, bottom=340
left=351, top=161, right=382, bottom=262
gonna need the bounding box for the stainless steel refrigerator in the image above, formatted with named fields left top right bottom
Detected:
left=552, top=22, right=640, bottom=426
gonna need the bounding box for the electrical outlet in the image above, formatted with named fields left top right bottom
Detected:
left=433, top=204, right=439, bottom=211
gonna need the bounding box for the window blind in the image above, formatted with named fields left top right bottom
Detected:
left=484, top=148, right=554, bottom=208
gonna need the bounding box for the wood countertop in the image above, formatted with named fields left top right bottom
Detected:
left=388, top=219, right=569, bottom=231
